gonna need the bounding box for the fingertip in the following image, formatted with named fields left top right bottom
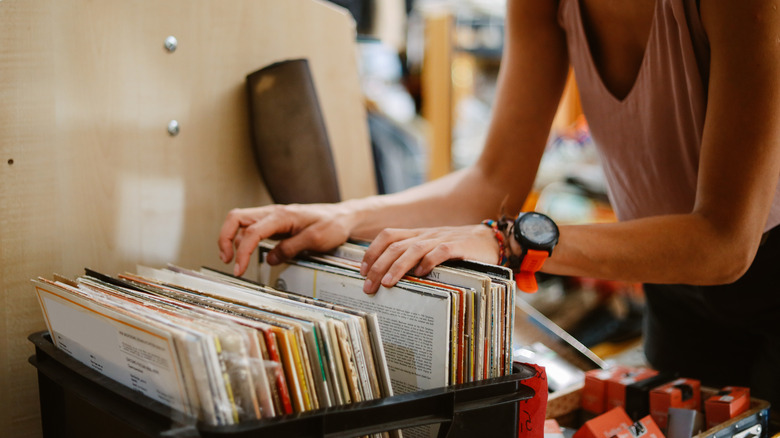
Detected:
left=360, top=262, right=368, bottom=277
left=233, top=263, right=242, bottom=277
left=266, top=252, right=279, bottom=265
left=381, top=273, right=393, bottom=287
left=216, top=240, right=227, bottom=257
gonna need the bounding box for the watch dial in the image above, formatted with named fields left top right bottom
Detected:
left=522, top=213, right=557, bottom=245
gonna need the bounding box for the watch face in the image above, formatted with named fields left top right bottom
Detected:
left=517, top=213, right=559, bottom=246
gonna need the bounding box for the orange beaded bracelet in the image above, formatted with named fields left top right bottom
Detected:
left=481, top=219, right=509, bottom=266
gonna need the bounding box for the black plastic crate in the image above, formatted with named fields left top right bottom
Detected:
left=29, top=331, right=537, bottom=437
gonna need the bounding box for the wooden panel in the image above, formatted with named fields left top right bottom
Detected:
left=421, top=10, right=454, bottom=180
left=0, top=1, right=374, bottom=436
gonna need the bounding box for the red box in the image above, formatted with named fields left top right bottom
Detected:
left=545, top=419, right=565, bottom=438
left=613, top=415, right=666, bottom=438
left=606, top=368, right=659, bottom=411
left=704, top=386, right=750, bottom=429
left=582, top=366, right=632, bottom=414
left=574, top=407, right=634, bottom=438
left=649, top=378, right=701, bottom=430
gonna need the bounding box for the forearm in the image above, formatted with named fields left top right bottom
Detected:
left=345, top=165, right=526, bottom=240
left=543, top=213, right=762, bottom=285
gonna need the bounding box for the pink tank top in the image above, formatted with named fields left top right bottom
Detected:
left=558, top=0, right=780, bottom=231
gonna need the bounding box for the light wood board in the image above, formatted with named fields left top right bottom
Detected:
left=0, top=1, right=375, bottom=436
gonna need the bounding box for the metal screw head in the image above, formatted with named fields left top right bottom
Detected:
left=164, top=36, right=178, bottom=52
left=167, top=120, right=180, bottom=136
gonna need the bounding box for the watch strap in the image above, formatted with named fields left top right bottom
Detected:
left=515, top=271, right=539, bottom=294
left=519, top=249, right=549, bottom=272
left=515, top=249, right=549, bottom=293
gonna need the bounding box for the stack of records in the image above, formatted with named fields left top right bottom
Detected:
left=258, top=239, right=516, bottom=393
left=32, top=240, right=516, bottom=434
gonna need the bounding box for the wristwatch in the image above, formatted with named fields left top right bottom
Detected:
left=510, top=212, right=559, bottom=293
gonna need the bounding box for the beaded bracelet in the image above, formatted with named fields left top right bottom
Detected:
left=498, top=215, right=521, bottom=271
left=481, top=219, right=509, bottom=266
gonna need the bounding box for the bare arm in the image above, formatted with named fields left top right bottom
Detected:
left=361, top=0, right=780, bottom=292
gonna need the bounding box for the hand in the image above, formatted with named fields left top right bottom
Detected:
left=359, top=224, right=501, bottom=294
left=218, top=203, right=354, bottom=276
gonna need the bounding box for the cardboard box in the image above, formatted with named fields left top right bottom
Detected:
left=548, top=384, right=770, bottom=438
left=545, top=419, right=566, bottom=438
left=625, top=372, right=679, bottom=421
left=613, top=415, right=666, bottom=438
left=582, top=366, right=632, bottom=414
left=573, top=407, right=634, bottom=438
left=666, top=408, right=704, bottom=438
left=649, top=378, right=701, bottom=430
left=606, top=368, right=659, bottom=411
left=704, top=386, right=750, bottom=429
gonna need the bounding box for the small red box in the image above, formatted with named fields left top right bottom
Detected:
left=574, top=407, right=634, bottom=438
left=704, top=386, right=750, bottom=429
left=649, top=378, right=701, bottom=430
left=545, top=419, right=565, bottom=438
left=606, top=368, right=659, bottom=411
left=582, top=366, right=632, bottom=414
left=612, top=415, right=666, bottom=438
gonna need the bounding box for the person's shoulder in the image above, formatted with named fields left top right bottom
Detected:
left=700, top=0, right=780, bottom=44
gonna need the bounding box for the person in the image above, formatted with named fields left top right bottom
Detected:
left=219, top=0, right=780, bottom=407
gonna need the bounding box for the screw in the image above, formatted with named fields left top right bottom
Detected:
left=164, top=36, right=178, bottom=52
left=167, top=120, right=180, bottom=136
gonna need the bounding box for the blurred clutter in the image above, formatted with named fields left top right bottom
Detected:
left=546, top=364, right=770, bottom=438
left=358, top=37, right=428, bottom=194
